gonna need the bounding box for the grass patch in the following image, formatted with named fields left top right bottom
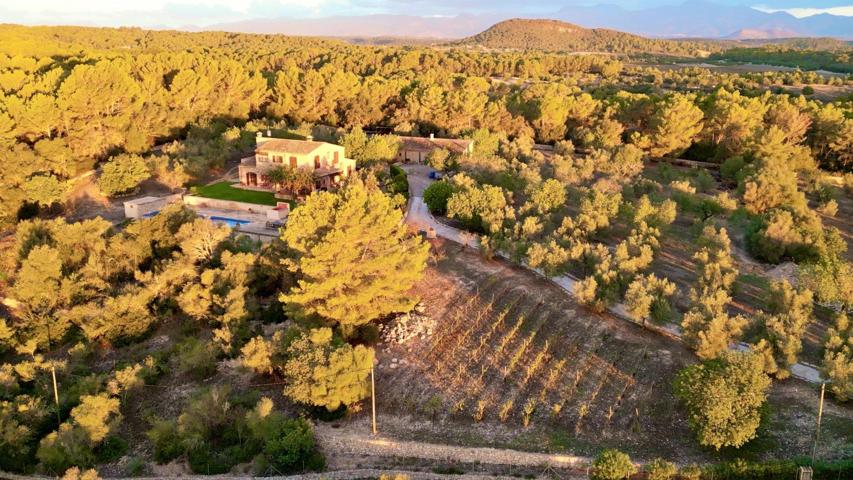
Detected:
left=737, top=273, right=770, bottom=291
left=191, top=182, right=278, bottom=206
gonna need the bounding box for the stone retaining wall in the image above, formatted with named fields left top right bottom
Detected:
left=182, top=195, right=277, bottom=214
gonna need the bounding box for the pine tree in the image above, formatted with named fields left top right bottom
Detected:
left=281, top=177, right=428, bottom=335
left=97, top=153, right=151, bottom=197
left=11, top=245, right=70, bottom=349
left=643, top=93, right=704, bottom=157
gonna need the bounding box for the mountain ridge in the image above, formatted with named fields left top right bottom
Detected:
left=454, top=18, right=722, bottom=55
left=203, top=1, right=853, bottom=40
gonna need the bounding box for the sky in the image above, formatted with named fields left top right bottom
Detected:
left=0, top=0, right=851, bottom=28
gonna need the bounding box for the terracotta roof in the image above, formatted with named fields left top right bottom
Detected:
left=399, top=136, right=473, bottom=154
left=256, top=139, right=328, bottom=155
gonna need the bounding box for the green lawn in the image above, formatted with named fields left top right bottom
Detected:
left=191, top=182, right=278, bottom=206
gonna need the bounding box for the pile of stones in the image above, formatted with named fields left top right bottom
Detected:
left=379, top=304, right=434, bottom=345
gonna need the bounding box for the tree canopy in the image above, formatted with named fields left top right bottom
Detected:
left=281, top=177, right=429, bottom=334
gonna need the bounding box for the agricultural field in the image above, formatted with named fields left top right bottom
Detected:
left=364, top=241, right=853, bottom=464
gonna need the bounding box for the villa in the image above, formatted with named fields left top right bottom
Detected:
left=238, top=132, right=356, bottom=194
left=397, top=133, right=474, bottom=163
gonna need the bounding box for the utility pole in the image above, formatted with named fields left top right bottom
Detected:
left=51, top=365, right=61, bottom=428
left=811, top=382, right=826, bottom=463
left=371, top=365, right=377, bottom=435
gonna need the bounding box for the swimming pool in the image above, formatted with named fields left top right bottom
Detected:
left=208, top=215, right=252, bottom=228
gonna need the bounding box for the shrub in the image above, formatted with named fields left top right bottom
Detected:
left=590, top=449, right=636, bottom=480
left=95, top=435, right=128, bottom=463
left=98, top=154, right=151, bottom=197
left=670, top=179, right=695, bottom=194
left=624, top=274, right=676, bottom=325
left=125, top=457, right=146, bottom=476
left=673, top=351, right=771, bottom=450
left=61, top=467, right=100, bottom=480
left=818, top=199, right=838, bottom=216
left=240, top=336, right=274, bottom=375
left=802, top=85, right=815, bottom=95
left=693, top=169, right=715, bottom=193
left=146, top=419, right=182, bottom=464
left=0, top=394, right=50, bottom=472
left=720, top=156, right=746, bottom=181
left=387, top=165, right=409, bottom=198
left=714, top=191, right=738, bottom=211
left=679, top=464, right=702, bottom=480
left=176, top=337, right=218, bottom=379
left=255, top=417, right=325, bottom=473
left=423, top=181, right=454, bottom=215
left=799, top=256, right=853, bottom=309
left=745, top=208, right=826, bottom=264
left=282, top=328, right=374, bottom=411
left=645, top=458, right=677, bottom=480
left=823, top=313, right=852, bottom=402
left=37, top=425, right=96, bottom=474
left=426, top=148, right=451, bottom=171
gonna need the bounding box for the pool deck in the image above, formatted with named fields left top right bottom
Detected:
left=191, top=206, right=283, bottom=241
left=193, top=207, right=270, bottom=224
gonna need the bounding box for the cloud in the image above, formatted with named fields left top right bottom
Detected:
left=0, top=0, right=344, bottom=27
left=752, top=5, right=853, bottom=18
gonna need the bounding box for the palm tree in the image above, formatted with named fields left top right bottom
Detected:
left=265, top=166, right=288, bottom=191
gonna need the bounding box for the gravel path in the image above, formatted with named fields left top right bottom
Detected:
left=314, top=423, right=590, bottom=473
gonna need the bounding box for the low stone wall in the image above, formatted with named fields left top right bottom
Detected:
left=182, top=195, right=277, bottom=214
left=0, top=469, right=555, bottom=480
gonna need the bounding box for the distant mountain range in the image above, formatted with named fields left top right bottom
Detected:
left=206, top=1, right=853, bottom=40
left=553, top=1, right=853, bottom=39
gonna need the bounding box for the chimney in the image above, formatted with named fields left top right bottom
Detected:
left=266, top=129, right=272, bottom=137
left=429, top=133, right=435, bottom=140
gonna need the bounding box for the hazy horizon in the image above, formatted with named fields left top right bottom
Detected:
left=0, top=0, right=851, bottom=30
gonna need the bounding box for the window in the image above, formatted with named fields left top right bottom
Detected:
left=333, top=151, right=339, bottom=165
left=289, top=156, right=297, bottom=168
left=347, top=166, right=352, bottom=176
left=273, top=155, right=283, bottom=164
left=314, top=155, right=321, bottom=169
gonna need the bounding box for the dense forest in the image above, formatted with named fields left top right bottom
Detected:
left=1, top=24, right=851, bottom=231
left=0, top=22, right=852, bottom=479
left=712, top=47, right=853, bottom=74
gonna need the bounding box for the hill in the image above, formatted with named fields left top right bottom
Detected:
left=456, top=18, right=723, bottom=56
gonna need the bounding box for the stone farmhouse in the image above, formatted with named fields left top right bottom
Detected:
left=397, top=133, right=474, bottom=163
left=239, top=132, right=356, bottom=193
